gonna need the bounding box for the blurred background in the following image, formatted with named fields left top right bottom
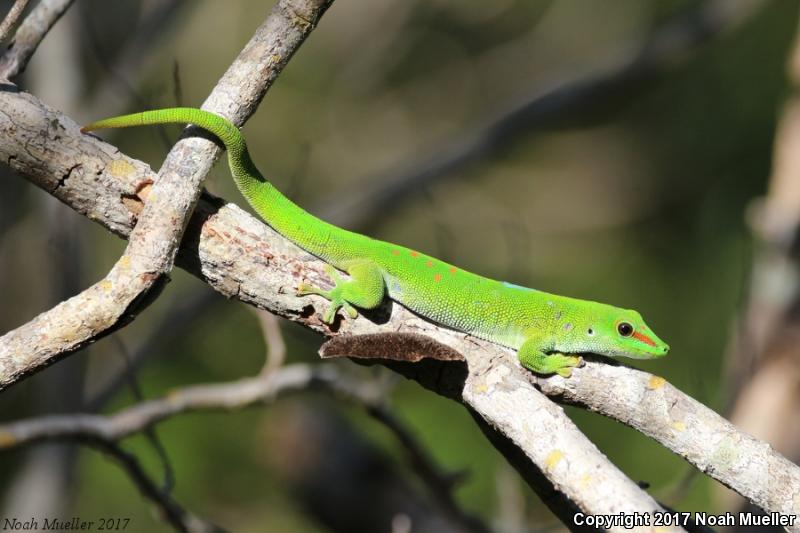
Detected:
left=1, top=0, right=799, bottom=531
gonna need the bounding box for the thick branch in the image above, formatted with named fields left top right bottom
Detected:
left=0, top=0, right=335, bottom=391
left=533, top=360, right=800, bottom=525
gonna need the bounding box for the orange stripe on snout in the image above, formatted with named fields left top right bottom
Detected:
left=633, top=331, right=656, bottom=347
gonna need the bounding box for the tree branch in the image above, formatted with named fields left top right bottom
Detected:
left=0, top=0, right=75, bottom=80
left=532, top=359, right=800, bottom=525
left=87, top=440, right=223, bottom=533
left=0, top=0, right=31, bottom=46
left=3, top=361, right=489, bottom=532
left=0, top=364, right=332, bottom=445
left=0, top=0, right=335, bottom=391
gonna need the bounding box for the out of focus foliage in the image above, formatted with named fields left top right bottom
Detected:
left=0, top=0, right=797, bottom=530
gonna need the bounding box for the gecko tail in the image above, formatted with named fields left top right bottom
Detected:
left=80, top=108, right=241, bottom=147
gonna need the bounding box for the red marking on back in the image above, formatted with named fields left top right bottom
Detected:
left=633, top=331, right=656, bottom=347
left=425, top=260, right=433, bottom=267
left=434, top=273, right=442, bottom=282
left=391, top=249, right=400, bottom=256
left=410, top=251, right=419, bottom=257
left=449, top=266, right=457, bottom=274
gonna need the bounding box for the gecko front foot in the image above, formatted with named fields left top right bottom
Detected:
left=552, top=355, right=584, bottom=378
left=527, top=353, right=583, bottom=377
left=517, top=337, right=584, bottom=377
left=297, top=262, right=385, bottom=325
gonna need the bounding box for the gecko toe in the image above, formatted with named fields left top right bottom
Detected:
left=343, top=302, right=359, bottom=319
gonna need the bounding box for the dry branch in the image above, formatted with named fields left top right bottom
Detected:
left=719, top=7, right=800, bottom=518
left=0, top=365, right=331, bottom=444
left=0, top=0, right=335, bottom=391
left=0, top=0, right=75, bottom=80
left=88, top=440, right=222, bottom=533
left=0, top=0, right=31, bottom=46
left=533, top=360, right=800, bottom=526
left=0, top=362, right=485, bottom=532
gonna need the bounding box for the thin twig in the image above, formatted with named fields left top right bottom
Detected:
left=0, top=364, right=329, bottom=444
left=85, top=291, right=221, bottom=412
left=0, top=0, right=31, bottom=45
left=0, top=0, right=75, bottom=80
left=78, top=0, right=188, bottom=147
left=0, top=362, right=487, bottom=532
left=363, top=401, right=488, bottom=533
left=256, top=310, right=286, bottom=375
left=111, top=337, right=175, bottom=494
left=88, top=439, right=223, bottom=533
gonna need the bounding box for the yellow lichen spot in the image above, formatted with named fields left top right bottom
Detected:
left=118, top=255, right=130, bottom=269
left=108, top=159, right=136, bottom=178
left=579, top=473, right=592, bottom=489
left=99, top=280, right=113, bottom=292
left=545, top=449, right=564, bottom=471
left=0, top=431, right=16, bottom=447
left=472, top=380, right=488, bottom=394
left=671, top=421, right=686, bottom=432
left=647, top=375, right=666, bottom=390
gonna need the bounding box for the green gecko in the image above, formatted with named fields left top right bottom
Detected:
left=82, top=107, right=669, bottom=377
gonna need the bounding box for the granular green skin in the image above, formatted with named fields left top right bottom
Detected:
left=83, top=108, right=669, bottom=376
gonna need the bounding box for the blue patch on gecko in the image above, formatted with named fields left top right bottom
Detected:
left=502, top=281, right=538, bottom=292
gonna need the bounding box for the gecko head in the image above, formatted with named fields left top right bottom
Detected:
left=557, top=305, right=669, bottom=360
left=590, top=307, right=669, bottom=359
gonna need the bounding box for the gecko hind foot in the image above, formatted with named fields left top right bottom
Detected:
left=297, top=282, right=359, bottom=325
left=297, top=263, right=384, bottom=325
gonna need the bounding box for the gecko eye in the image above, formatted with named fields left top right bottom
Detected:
left=617, top=322, right=634, bottom=337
